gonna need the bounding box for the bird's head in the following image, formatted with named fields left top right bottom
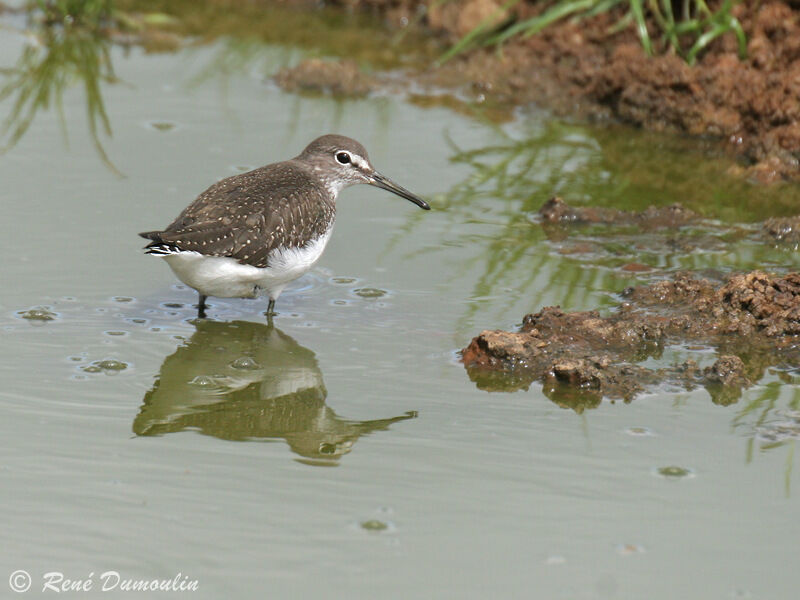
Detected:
left=298, top=134, right=430, bottom=210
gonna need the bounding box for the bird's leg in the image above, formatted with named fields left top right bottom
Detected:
left=266, top=298, right=276, bottom=319
left=197, top=294, right=208, bottom=319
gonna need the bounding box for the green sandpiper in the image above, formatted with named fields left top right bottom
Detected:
left=139, top=134, right=430, bottom=318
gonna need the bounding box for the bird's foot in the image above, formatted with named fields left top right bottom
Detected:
left=265, top=299, right=277, bottom=322
left=197, top=294, right=208, bottom=319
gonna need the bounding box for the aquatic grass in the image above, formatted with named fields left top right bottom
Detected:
left=441, top=0, right=748, bottom=65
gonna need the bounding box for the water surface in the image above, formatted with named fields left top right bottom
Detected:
left=1, top=13, right=798, bottom=599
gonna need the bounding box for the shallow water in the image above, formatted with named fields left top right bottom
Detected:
left=1, top=14, right=799, bottom=600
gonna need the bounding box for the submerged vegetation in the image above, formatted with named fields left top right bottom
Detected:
left=443, top=0, right=748, bottom=65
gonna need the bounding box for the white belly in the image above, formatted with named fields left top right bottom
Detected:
left=161, top=227, right=333, bottom=300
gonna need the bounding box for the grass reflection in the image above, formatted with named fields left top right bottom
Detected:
left=0, top=24, right=121, bottom=175
left=733, top=378, right=800, bottom=496
left=402, top=119, right=800, bottom=331
left=440, top=122, right=800, bottom=490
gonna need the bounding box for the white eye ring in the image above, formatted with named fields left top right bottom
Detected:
left=335, top=152, right=352, bottom=165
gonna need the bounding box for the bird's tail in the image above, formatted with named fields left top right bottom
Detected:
left=139, top=231, right=179, bottom=255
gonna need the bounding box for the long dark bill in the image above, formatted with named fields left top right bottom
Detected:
left=369, top=173, right=430, bottom=210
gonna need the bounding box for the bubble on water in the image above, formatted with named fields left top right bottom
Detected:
left=189, top=375, right=215, bottom=387
left=655, top=465, right=694, bottom=479
left=332, top=299, right=349, bottom=306
left=615, top=544, right=645, bottom=555
left=104, top=330, right=128, bottom=337
left=230, top=357, right=260, bottom=370
left=162, top=302, right=184, bottom=309
left=353, top=288, right=387, bottom=299
left=625, top=427, right=655, bottom=437
left=17, top=306, right=57, bottom=322
left=360, top=520, right=389, bottom=532
left=331, top=277, right=357, bottom=285
left=80, top=359, right=128, bottom=375
left=113, top=296, right=134, bottom=303
left=95, top=359, right=128, bottom=371
left=145, top=120, right=177, bottom=132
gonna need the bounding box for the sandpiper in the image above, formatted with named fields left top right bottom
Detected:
left=139, top=134, right=430, bottom=318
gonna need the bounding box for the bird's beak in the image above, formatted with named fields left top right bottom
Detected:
left=368, top=172, right=430, bottom=210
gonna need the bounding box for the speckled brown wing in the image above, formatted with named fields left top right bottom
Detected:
left=139, top=161, right=336, bottom=268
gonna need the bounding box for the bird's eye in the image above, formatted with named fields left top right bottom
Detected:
left=335, top=152, right=351, bottom=165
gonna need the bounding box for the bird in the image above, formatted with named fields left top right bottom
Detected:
left=139, top=134, right=430, bottom=319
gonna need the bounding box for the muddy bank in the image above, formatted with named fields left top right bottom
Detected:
left=422, top=1, right=800, bottom=183
left=462, top=270, right=800, bottom=410
left=273, top=0, right=800, bottom=183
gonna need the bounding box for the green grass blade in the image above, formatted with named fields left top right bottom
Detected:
left=586, top=0, right=623, bottom=18
left=686, top=22, right=727, bottom=64
left=437, top=0, right=521, bottom=64
left=628, top=0, right=653, bottom=55
left=727, top=15, right=748, bottom=59
left=485, top=0, right=598, bottom=46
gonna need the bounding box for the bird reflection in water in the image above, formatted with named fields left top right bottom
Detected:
left=134, top=320, right=417, bottom=465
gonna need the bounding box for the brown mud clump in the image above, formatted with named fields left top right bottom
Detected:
left=764, top=216, right=800, bottom=246
left=538, top=196, right=699, bottom=228
left=274, top=58, right=377, bottom=97
left=462, top=271, right=800, bottom=410
left=537, top=197, right=800, bottom=256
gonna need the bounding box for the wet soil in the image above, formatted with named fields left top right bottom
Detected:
left=418, top=1, right=800, bottom=183
left=462, top=269, right=800, bottom=410
left=462, top=197, right=800, bottom=409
